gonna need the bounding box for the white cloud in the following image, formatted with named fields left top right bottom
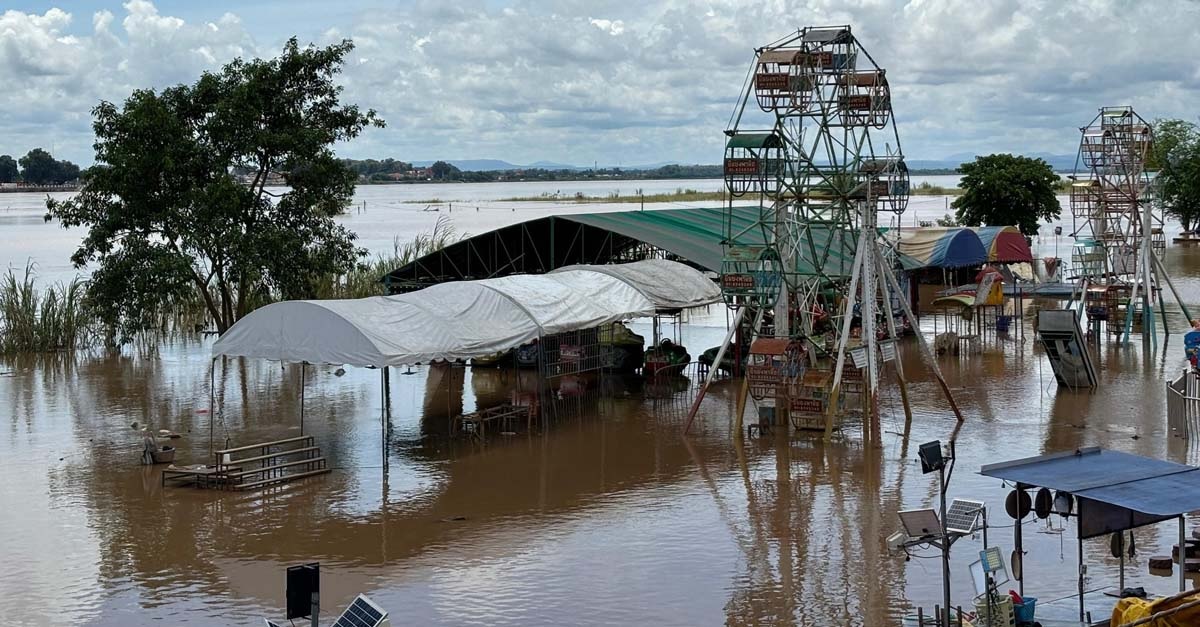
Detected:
left=1, top=0, right=1199, bottom=167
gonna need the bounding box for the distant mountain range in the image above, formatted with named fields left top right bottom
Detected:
left=909, top=152, right=1078, bottom=172
left=412, top=153, right=1080, bottom=173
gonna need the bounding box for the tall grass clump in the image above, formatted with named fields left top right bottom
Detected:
left=318, top=215, right=465, bottom=299
left=0, top=264, right=95, bottom=354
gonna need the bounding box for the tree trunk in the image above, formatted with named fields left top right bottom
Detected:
left=192, top=275, right=225, bottom=334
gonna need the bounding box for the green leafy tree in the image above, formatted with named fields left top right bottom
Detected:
left=19, top=148, right=60, bottom=184
left=952, top=154, right=1061, bottom=235
left=1151, top=119, right=1200, bottom=232
left=55, top=159, right=81, bottom=182
left=47, top=38, right=383, bottom=338
left=430, top=160, right=460, bottom=180
left=0, top=155, right=17, bottom=183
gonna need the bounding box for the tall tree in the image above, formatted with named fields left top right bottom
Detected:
left=952, top=154, right=1061, bottom=236
left=0, top=155, right=17, bottom=183
left=430, top=160, right=460, bottom=180
left=1151, top=118, right=1200, bottom=232
left=47, top=38, right=383, bottom=338
left=19, top=148, right=61, bottom=184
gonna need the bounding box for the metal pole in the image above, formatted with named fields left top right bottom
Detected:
left=940, top=462, right=952, bottom=627
left=684, top=306, right=747, bottom=434
left=876, top=245, right=913, bottom=424
left=311, top=589, right=319, bottom=627
left=1015, top=484, right=1024, bottom=596
left=879, top=257, right=964, bottom=422
left=825, top=217, right=869, bottom=439
left=1119, top=533, right=1125, bottom=592
left=1153, top=252, right=1193, bottom=322
left=1181, top=516, right=1187, bottom=593
left=1078, top=512, right=1085, bottom=623
left=982, top=506, right=991, bottom=627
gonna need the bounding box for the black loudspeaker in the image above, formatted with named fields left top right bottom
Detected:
left=286, top=563, right=320, bottom=619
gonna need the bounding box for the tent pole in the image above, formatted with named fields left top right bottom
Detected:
left=299, top=362, right=306, bottom=435
left=209, top=357, right=217, bottom=457
left=1119, top=533, right=1125, bottom=592
left=381, top=368, right=388, bottom=468
left=1181, top=516, right=1187, bottom=593
left=1078, top=513, right=1085, bottom=624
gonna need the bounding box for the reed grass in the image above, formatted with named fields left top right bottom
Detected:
left=0, top=263, right=94, bottom=354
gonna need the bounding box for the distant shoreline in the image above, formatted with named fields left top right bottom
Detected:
left=0, top=183, right=80, bottom=193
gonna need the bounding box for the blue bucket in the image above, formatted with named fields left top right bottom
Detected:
left=1014, top=597, right=1036, bottom=622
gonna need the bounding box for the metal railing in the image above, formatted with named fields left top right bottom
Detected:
left=1167, top=369, right=1200, bottom=439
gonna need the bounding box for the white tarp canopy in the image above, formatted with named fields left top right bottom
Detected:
left=212, top=260, right=716, bottom=367
left=553, top=259, right=720, bottom=310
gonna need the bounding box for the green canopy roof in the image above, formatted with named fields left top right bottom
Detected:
left=725, top=133, right=784, bottom=149
left=384, top=205, right=861, bottom=292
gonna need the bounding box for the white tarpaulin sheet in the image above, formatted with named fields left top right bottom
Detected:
left=553, top=259, right=720, bottom=310
left=212, top=260, right=713, bottom=367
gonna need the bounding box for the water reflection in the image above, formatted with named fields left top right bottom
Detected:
left=8, top=205, right=1200, bottom=623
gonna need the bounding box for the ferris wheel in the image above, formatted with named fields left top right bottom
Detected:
left=1069, top=107, right=1160, bottom=278
left=721, top=26, right=908, bottom=312
left=716, top=25, right=961, bottom=436
left=1069, top=106, right=1189, bottom=342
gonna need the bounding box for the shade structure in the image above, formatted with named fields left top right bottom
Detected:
left=980, top=447, right=1200, bottom=538
left=971, top=226, right=1033, bottom=263
left=212, top=260, right=719, bottom=368
left=553, top=259, right=721, bottom=310
left=896, top=227, right=987, bottom=270
left=384, top=206, right=866, bottom=292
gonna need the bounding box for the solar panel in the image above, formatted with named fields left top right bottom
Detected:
left=945, top=499, right=985, bottom=535
left=331, top=594, right=388, bottom=627
left=898, top=508, right=942, bottom=538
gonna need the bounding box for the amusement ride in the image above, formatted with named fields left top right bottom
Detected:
left=696, top=25, right=963, bottom=439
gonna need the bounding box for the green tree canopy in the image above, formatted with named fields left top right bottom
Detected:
left=1151, top=118, right=1200, bottom=232
left=16, top=148, right=80, bottom=184
left=0, top=155, right=17, bottom=183
left=952, top=154, right=1061, bottom=236
left=430, top=160, right=461, bottom=180
left=47, top=38, right=383, bottom=338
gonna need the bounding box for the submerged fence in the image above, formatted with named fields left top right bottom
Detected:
left=1167, top=369, right=1200, bottom=439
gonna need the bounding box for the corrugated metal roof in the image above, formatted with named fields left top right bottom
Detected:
left=384, top=206, right=864, bottom=290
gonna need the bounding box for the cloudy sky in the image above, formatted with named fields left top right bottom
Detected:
left=2, top=0, right=1199, bottom=167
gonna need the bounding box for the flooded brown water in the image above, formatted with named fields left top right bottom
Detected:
left=5, top=182, right=1200, bottom=625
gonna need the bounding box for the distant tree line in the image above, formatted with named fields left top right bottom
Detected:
left=0, top=148, right=81, bottom=185
left=341, top=160, right=728, bottom=183
left=337, top=159, right=967, bottom=183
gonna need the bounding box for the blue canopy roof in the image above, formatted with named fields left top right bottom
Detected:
left=980, top=447, right=1200, bottom=538
left=896, top=227, right=988, bottom=271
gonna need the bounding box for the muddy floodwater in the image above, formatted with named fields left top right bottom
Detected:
left=5, top=180, right=1200, bottom=626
